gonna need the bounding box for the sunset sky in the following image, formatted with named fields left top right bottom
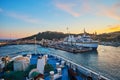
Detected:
left=0, top=0, right=120, bottom=39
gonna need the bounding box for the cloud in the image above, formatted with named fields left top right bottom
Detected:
left=55, top=2, right=80, bottom=17
left=97, top=24, right=120, bottom=33
left=7, top=12, right=40, bottom=24
left=0, top=8, right=40, bottom=24
left=54, top=0, right=120, bottom=20
left=106, top=25, right=120, bottom=32
left=99, top=3, right=120, bottom=20
left=53, top=0, right=97, bottom=17
left=80, top=1, right=120, bottom=20
left=0, top=8, right=3, bottom=12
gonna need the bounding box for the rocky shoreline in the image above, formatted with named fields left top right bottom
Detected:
left=99, top=42, right=120, bottom=47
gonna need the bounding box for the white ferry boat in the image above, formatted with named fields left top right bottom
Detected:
left=63, top=30, right=98, bottom=50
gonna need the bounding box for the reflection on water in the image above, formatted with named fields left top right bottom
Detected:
left=97, top=46, right=120, bottom=80
left=0, top=45, right=120, bottom=80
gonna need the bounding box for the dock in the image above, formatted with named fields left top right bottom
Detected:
left=0, top=40, right=93, bottom=53
left=47, top=44, right=93, bottom=53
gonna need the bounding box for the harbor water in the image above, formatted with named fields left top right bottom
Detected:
left=0, top=45, right=120, bottom=80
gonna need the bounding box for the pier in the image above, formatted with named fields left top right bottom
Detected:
left=0, top=40, right=41, bottom=47
left=48, top=44, right=93, bottom=53
left=0, top=40, right=93, bottom=53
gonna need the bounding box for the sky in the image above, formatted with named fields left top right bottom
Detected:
left=0, top=0, right=120, bottom=39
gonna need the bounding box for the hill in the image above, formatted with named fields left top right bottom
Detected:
left=19, top=31, right=68, bottom=40
left=95, top=31, right=120, bottom=42
left=18, top=31, right=120, bottom=42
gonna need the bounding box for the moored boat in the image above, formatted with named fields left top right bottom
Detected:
left=63, top=29, right=98, bottom=50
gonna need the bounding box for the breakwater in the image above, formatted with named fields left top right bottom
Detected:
left=0, top=40, right=93, bottom=53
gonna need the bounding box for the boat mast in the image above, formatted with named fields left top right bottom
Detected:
left=34, top=37, right=37, bottom=54
left=66, top=27, right=69, bottom=44
left=66, top=27, right=68, bottom=35
left=84, top=28, right=86, bottom=36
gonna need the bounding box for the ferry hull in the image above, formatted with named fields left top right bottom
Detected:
left=92, top=47, right=97, bottom=50
left=63, top=42, right=98, bottom=50
left=76, top=42, right=98, bottom=50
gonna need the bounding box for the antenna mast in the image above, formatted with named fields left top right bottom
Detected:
left=84, top=28, right=86, bottom=36
left=66, top=27, right=68, bottom=35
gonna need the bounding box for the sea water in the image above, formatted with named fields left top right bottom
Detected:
left=0, top=45, right=120, bottom=80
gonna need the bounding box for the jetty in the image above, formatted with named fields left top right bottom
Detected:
left=0, top=39, right=93, bottom=53
left=48, top=44, right=92, bottom=53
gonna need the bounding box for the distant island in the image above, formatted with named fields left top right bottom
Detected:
left=0, top=31, right=120, bottom=47
left=18, top=31, right=120, bottom=46
left=19, top=31, right=119, bottom=41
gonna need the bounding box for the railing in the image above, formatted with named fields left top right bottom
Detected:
left=48, top=53, right=110, bottom=80
left=9, top=52, right=110, bottom=80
